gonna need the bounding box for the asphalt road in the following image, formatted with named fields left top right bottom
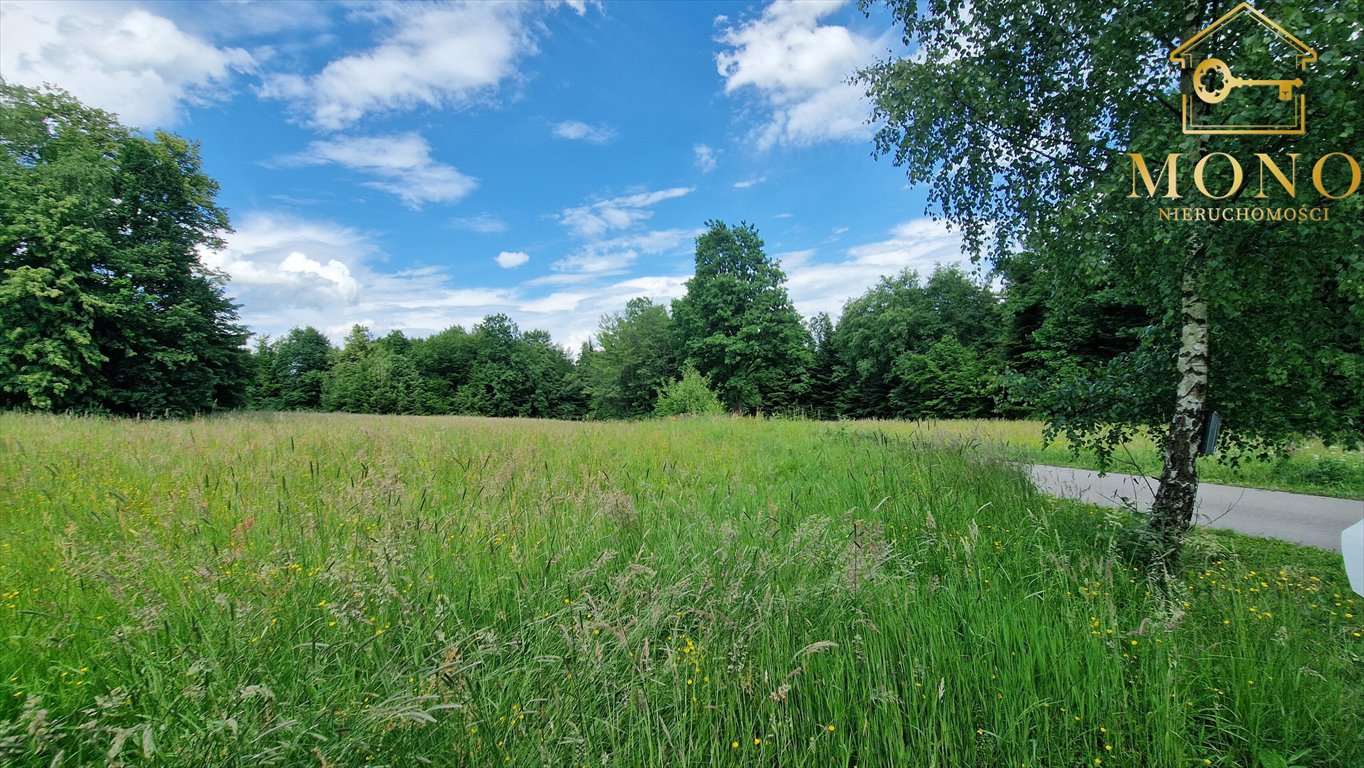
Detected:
left=1029, top=465, right=1364, bottom=552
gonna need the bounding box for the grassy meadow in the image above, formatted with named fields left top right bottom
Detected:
left=1, top=413, right=1361, bottom=767
left=868, top=419, right=1364, bottom=500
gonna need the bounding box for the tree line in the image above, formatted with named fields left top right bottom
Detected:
left=246, top=221, right=1029, bottom=422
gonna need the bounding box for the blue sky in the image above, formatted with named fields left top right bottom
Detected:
left=0, top=0, right=969, bottom=349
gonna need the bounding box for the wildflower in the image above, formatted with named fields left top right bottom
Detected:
left=731, top=741, right=739, bottom=749
left=754, top=738, right=762, bottom=746
left=827, top=725, right=835, bottom=733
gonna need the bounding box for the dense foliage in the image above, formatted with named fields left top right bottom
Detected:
left=671, top=221, right=812, bottom=413
left=0, top=83, right=250, bottom=415
left=238, top=223, right=1017, bottom=422
left=856, top=0, right=1363, bottom=551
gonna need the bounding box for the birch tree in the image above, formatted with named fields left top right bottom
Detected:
left=858, top=0, right=1363, bottom=560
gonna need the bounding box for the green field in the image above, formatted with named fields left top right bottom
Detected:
left=1, top=413, right=1360, bottom=767
left=862, top=420, right=1364, bottom=500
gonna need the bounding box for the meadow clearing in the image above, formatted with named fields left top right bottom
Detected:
left=0, top=413, right=1360, bottom=767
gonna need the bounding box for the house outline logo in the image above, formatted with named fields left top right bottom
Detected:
left=1169, top=2, right=1316, bottom=135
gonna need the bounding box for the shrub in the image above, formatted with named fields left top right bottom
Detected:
left=654, top=366, right=724, bottom=417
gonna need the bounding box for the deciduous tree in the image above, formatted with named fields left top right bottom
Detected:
left=584, top=297, right=677, bottom=419
left=672, top=221, right=811, bottom=413
left=0, top=83, right=250, bottom=414
left=858, top=1, right=1363, bottom=559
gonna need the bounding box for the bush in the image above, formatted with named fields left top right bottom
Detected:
left=654, top=366, right=724, bottom=417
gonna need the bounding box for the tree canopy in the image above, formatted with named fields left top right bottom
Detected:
left=582, top=297, right=677, bottom=419
left=0, top=82, right=249, bottom=415
left=672, top=221, right=812, bottom=413
left=858, top=0, right=1364, bottom=554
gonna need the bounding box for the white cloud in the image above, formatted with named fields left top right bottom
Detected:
left=557, top=187, right=694, bottom=239
left=693, top=144, right=718, bottom=173
left=552, top=120, right=617, bottom=144
left=204, top=211, right=513, bottom=341
left=715, top=0, right=885, bottom=149
left=550, top=227, right=703, bottom=277
left=496, top=251, right=531, bottom=269
left=451, top=214, right=508, bottom=233
left=278, top=133, right=477, bottom=208
left=520, top=291, right=588, bottom=313
left=0, top=1, right=253, bottom=128
left=784, top=219, right=968, bottom=320
left=200, top=213, right=375, bottom=329
left=547, top=0, right=600, bottom=15
left=205, top=211, right=687, bottom=351
left=260, top=2, right=536, bottom=131
left=733, top=176, right=768, bottom=189
left=775, top=249, right=815, bottom=269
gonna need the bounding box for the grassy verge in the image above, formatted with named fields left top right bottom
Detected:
left=1, top=413, right=1360, bottom=767
left=861, top=419, right=1364, bottom=499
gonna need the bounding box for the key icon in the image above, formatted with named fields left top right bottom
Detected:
left=1193, top=58, right=1302, bottom=104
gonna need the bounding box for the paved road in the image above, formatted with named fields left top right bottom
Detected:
left=1029, top=465, right=1363, bottom=552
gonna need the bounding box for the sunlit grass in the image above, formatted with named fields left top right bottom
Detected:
left=860, top=419, right=1364, bottom=499
left=1, top=413, right=1359, bottom=766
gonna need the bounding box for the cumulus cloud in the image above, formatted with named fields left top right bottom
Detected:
left=277, top=133, right=477, bottom=208
left=552, top=120, right=617, bottom=144
left=693, top=144, right=719, bottom=173
left=715, top=0, right=886, bottom=149
left=200, top=213, right=374, bottom=333
left=557, top=187, right=694, bottom=239
left=259, top=2, right=535, bottom=131
left=496, top=251, right=531, bottom=269
left=203, top=212, right=514, bottom=340
left=0, top=1, right=253, bottom=128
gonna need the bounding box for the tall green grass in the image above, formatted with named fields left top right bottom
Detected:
left=863, top=419, right=1364, bottom=499
left=1, top=413, right=1359, bottom=766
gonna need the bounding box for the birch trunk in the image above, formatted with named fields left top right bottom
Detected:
left=1149, top=252, right=1209, bottom=556
left=1148, top=0, right=1212, bottom=561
